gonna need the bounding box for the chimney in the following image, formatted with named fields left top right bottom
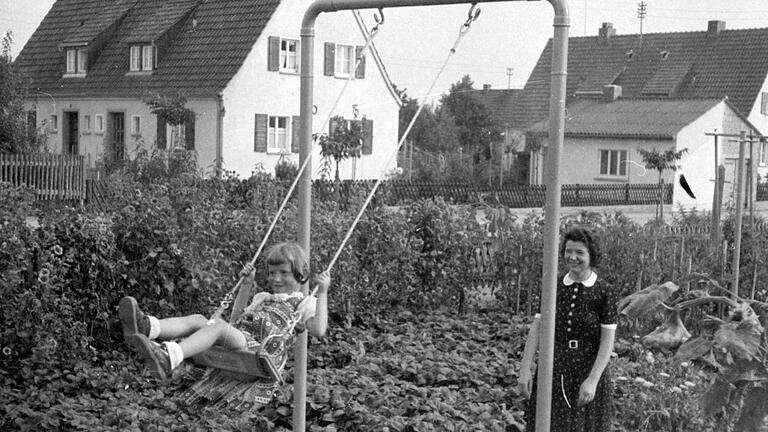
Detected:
left=707, top=20, right=725, bottom=38
left=599, top=22, right=616, bottom=39
left=603, top=85, right=622, bottom=102
left=483, top=84, right=491, bottom=90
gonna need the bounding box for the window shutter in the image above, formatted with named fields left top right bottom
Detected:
left=267, top=36, right=280, bottom=71
left=361, top=118, right=373, bottom=155
left=324, top=42, right=335, bottom=76
left=329, top=117, right=340, bottom=139
left=156, top=116, right=167, bottom=149
left=184, top=112, right=195, bottom=150
left=291, top=115, right=301, bottom=153
left=254, top=113, right=268, bottom=152
left=355, top=45, right=366, bottom=79
left=27, top=110, right=37, bottom=140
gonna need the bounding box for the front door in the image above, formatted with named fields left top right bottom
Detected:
left=65, top=112, right=79, bottom=155
left=110, top=112, right=125, bottom=163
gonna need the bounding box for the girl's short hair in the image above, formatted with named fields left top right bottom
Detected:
left=560, top=226, right=602, bottom=268
left=266, top=242, right=310, bottom=284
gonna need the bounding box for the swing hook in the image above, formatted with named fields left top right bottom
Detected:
left=464, top=3, right=481, bottom=28
left=374, top=8, right=385, bottom=28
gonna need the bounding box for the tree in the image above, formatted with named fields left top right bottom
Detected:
left=0, top=31, right=44, bottom=154
left=638, top=147, right=688, bottom=223
left=317, top=115, right=363, bottom=181
left=439, top=75, right=503, bottom=183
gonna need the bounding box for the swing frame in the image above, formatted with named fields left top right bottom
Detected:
left=297, top=2, right=568, bottom=432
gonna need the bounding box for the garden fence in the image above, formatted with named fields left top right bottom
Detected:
left=310, top=180, right=673, bottom=208
left=0, top=153, right=86, bottom=202
left=758, top=182, right=768, bottom=201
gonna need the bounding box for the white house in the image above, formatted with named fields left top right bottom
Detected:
left=505, top=20, right=768, bottom=208
left=527, top=88, right=762, bottom=211
left=16, top=0, right=401, bottom=180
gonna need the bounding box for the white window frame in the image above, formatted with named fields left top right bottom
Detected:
left=142, top=45, right=154, bottom=71
left=131, top=115, right=141, bottom=135
left=267, top=115, right=290, bottom=153
left=129, top=45, right=154, bottom=72
left=279, top=38, right=300, bottom=74
left=66, top=50, right=77, bottom=74
left=130, top=46, right=142, bottom=71
left=598, top=149, right=628, bottom=178
left=95, top=114, right=105, bottom=134
left=83, top=115, right=92, bottom=134
left=50, top=114, right=58, bottom=133
left=77, top=49, right=87, bottom=74
left=65, top=48, right=87, bottom=76
left=335, top=44, right=354, bottom=77
left=760, top=140, right=767, bottom=166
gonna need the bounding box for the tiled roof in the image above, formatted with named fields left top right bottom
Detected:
left=15, top=0, right=280, bottom=98
left=471, top=88, right=522, bottom=125
left=511, top=24, right=768, bottom=129
left=123, top=0, right=198, bottom=43
left=527, top=98, right=724, bottom=139
left=60, top=0, right=135, bottom=47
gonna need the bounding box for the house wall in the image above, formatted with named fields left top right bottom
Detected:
left=533, top=136, right=676, bottom=186
left=26, top=97, right=218, bottom=176
left=674, top=102, right=723, bottom=211
left=220, top=6, right=399, bottom=180
left=746, top=75, right=768, bottom=180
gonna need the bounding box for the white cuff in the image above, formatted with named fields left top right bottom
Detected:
left=600, top=323, right=617, bottom=330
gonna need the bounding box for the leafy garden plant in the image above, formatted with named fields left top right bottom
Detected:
left=619, top=275, right=768, bottom=431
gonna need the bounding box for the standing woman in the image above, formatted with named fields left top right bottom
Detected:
left=518, top=227, right=618, bottom=431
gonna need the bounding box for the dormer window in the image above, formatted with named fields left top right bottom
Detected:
left=660, top=50, right=669, bottom=61
left=65, top=48, right=87, bottom=76
left=129, top=44, right=154, bottom=72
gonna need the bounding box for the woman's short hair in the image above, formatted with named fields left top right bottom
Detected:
left=560, top=226, right=601, bottom=268
left=265, top=242, right=310, bottom=284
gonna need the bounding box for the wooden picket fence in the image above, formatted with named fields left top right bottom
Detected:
left=322, top=180, right=674, bottom=208
left=758, top=182, right=768, bottom=201
left=0, top=154, right=86, bottom=202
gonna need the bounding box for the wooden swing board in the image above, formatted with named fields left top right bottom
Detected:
left=192, top=347, right=282, bottom=383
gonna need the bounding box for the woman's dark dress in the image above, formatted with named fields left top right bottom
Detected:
left=524, top=272, right=618, bottom=432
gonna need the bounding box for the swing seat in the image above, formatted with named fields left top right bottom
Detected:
left=192, top=346, right=284, bottom=384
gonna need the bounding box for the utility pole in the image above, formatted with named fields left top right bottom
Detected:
left=506, top=67, right=514, bottom=89
left=637, top=2, right=646, bottom=37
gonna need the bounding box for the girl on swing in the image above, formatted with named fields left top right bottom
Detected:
left=118, top=242, right=330, bottom=380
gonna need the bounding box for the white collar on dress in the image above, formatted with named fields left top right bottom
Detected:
left=563, top=270, right=598, bottom=287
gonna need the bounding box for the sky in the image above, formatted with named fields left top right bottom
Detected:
left=3, top=0, right=768, bottom=104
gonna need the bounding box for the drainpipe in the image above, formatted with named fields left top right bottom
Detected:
left=216, top=94, right=224, bottom=177
left=299, top=2, right=568, bottom=432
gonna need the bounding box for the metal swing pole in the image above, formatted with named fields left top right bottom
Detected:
left=299, top=1, right=568, bottom=431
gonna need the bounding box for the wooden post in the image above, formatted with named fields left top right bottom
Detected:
left=731, top=131, right=746, bottom=298
left=711, top=165, right=725, bottom=245
left=686, top=256, right=692, bottom=295
left=515, top=244, right=522, bottom=313
left=658, top=178, right=665, bottom=223
left=636, top=253, right=644, bottom=291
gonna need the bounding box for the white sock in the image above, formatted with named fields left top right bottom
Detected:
left=148, top=316, right=161, bottom=340
left=164, top=341, right=184, bottom=370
